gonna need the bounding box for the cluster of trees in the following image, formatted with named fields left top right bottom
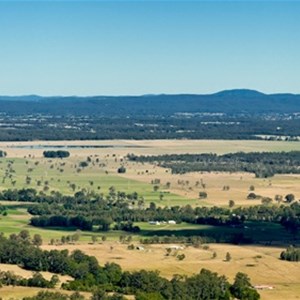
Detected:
left=280, top=246, right=300, bottom=261
left=5, top=230, right=43, bottom=246
left=117, top=166, right=126, bottom=173
left=0, top=188, right=49, bottom=202
left=30, top=215, right=93, bottom=231
left=0, top=150, right=6, bottom=157
left=0, top=233, right=259, bottom=299
left=113, top=221, right=141, bottom=233
left=140, top=235, right=213, bottom=245
left=0, top=271, right=58, bottom=289
left=128, top=151, right=300, bottom=178
left=43, top=151, right=70, bottom=158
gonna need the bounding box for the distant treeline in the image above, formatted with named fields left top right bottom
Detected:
left=0, top=112, right=299, bottom=141
left=43, top=150, right=70, bottom=158
left=128, top=151, right=300, bottom=178
left=0, top=233, right=260, bottom=299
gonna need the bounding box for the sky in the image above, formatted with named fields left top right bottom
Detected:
left=0, top=1, right=300, bottom=96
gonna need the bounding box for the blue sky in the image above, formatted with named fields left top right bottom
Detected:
left=0, top=1, right=299, bottom=95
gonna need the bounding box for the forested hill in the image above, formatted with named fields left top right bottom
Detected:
left=0, top=89, right=299, bottom=116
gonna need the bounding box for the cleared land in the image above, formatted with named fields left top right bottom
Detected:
left=0, top=139, right=300, bottom=158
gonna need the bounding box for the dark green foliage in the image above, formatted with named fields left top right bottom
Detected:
left=247, top=193, right=257, bottom=200
left=30, top=215, right=93, bottom=231
left=230, top=272, right=260, bottom=300
left=177, top=254, right=186, bottom=261
left=184, top=269, right=231, bottom=300
left=43, top=151, right=70, bottom=158
left=32, top=234, right=43, bottom=246
left=0, top=204, right=7, bottom=215
left=121, top=270, right=169, bottom=294
left=0, top=271, right=57, bottom=288
left=225, top=252, right=232, bottom=261
left=199, top=191, right=207, bottom=199
left=135, top=292, right=164, bottom=300
left=285, top=193, right=295, bottom=203
left=280, top=246, right=300, bottom=261
left=23, top=291, right=74, bottom=300
left=113, top=221, right=141, bottom=233
left=117, top=166, right=126, bottom=173
left=0, top=150, right=7, bottom=157
left=128, top=151, right=300, bottom=178
left=79, top=161, right=89, bottom=168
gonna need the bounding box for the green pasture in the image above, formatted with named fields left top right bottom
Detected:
left=0, top=157, right=194, bottom=206
left=0, top=207, right=122, bottom=242
left=0, top=206, right=296, bottom=245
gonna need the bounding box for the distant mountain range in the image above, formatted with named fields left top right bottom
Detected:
left=0, top=89, right=299, bottom=116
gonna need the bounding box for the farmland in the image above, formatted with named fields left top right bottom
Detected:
left=0, top=139, right=299, bottom=207
left=1, top=207, right=300, bottom=300
left=0, top=139, right=299, bottom=299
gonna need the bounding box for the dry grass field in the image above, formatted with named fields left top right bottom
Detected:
left=118, top=163, right=300, bottom=206
left=41, top=242, right=300, bottom=300
left=0, top=139, right=300, bottom=158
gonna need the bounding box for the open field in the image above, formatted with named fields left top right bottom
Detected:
left=0, top=156, right=189, bottom=206
left=118, top=163, right=300, bottom=206
left=41, top=242, right=300, bottom=300
left=0, top=140, right=300, bottom=207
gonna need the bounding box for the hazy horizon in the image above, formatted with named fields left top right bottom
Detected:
left=1, top=88, right=299, bottom=98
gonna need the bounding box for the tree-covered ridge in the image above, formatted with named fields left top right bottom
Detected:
left=0, top=232, right=259, bottom=299
left=1, top=90, right=300, bottom=115
left=128, top=151, right=300, bottom=178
